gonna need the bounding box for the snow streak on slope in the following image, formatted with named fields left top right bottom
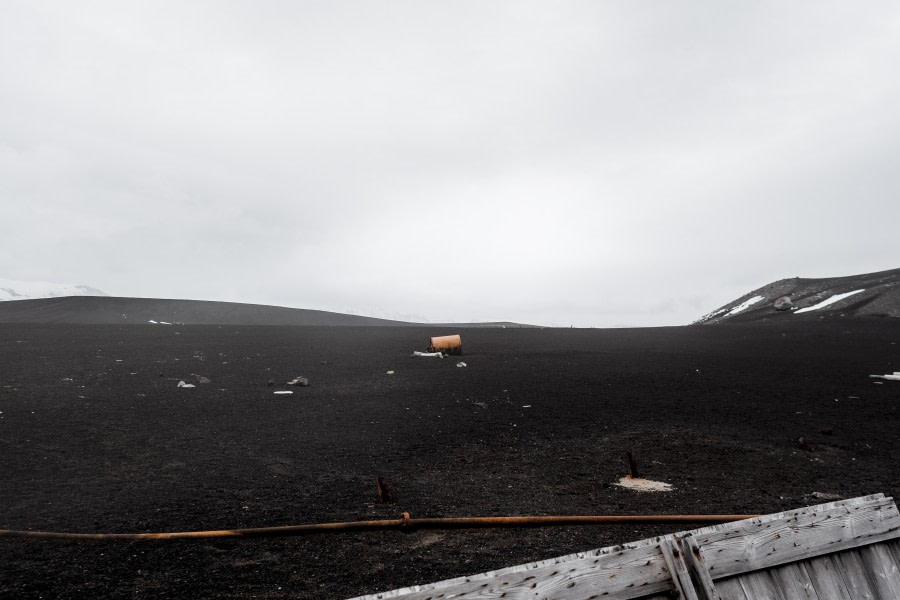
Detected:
left=794, top=289, right=866, bottom=314
left=694, top=267, right=900, bottom=324
left=726, top=295, right=764, bottom=316
left=0, top=278, right=107, bottom=301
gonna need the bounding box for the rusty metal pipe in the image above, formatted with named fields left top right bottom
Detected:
left=0, top=513, right=758, bottom=541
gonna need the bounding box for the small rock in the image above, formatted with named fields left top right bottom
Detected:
left=191, top=374, right=211, bottom=384
left=807, top=492, right=843, bottom=501
left=287, top=377, right=309, bottom=387
left=266, top=378, right=275, bottom=387
left=774, top=296, right=793, bottom=311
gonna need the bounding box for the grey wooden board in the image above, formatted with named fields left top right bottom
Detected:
left=660, top=539, right=698, bottom=600
left=832, top=548, right=877, bottom=599
left=719, top=541, right=900, bottom=600
left=803, top=554, right=852, bottom=600
left=693, top=494, right=900, bottom=581
left=352, top=541, right=677, bottom=600
left=734, top=570, right=788, bottom=600
left=350, top=495, right=900, bottom=600
left=857, top=543, right=900, bottom=597
left=680, top=535, right=720, bottom=600
left=715, top=576, right=749, bottom=600
left=889, top=539, right=900, bottom=579
left=768, top=562, right=818, bottom=599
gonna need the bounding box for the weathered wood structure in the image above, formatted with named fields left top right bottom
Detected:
left=351, top=494, right=900, bottom=599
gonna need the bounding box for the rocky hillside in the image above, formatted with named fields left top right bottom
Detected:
left=695, top=268, right=900, bottom=324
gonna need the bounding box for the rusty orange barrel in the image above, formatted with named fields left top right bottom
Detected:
left=429, top=334, right=462, bottom=355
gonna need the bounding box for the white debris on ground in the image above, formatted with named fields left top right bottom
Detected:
left=807, top=492, right=843, bottom=501
left=273, top=390, right=293, bottom=395
left=148, top=320, right=158, bottom=324
left=613, top=477, right=673, bottom=492
left=456, top=362, right=467, bottom=368
left=725, top=295, right=765, bottom=316
left=176, top=380, right=195, bottom=388
left=412, top=351, right=443, bottom=358
left=870, top=372, right=900, bottom=381
left=795, top=289, right=866, bottom=314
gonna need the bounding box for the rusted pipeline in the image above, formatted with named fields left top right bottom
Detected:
left=0, top=513, right=758, bottom=541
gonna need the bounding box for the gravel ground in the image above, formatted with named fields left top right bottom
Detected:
left=1, top=320, right=898, bottom=598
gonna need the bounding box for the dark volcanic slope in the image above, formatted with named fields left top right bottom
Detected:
left=0, top=296, right=411, bottom=326
left=696, top=267, right=900, bottom=324
left=0, top=296, right=531, bottom=328
left=1, top=321, right=899, bottom=599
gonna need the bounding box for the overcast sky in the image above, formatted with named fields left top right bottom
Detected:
left=2, top=2, right=898, bottom=326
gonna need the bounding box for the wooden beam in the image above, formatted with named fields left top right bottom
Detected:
left=660, top=539, right=699, bottom=600
left=353, top=542, right=676, bottom=599
left=690, top=494, right=900, bottom=581
left=680, top=535, right=720, bottom=600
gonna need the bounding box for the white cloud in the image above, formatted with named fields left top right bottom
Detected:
left=1, top=1, right=899, bottom=326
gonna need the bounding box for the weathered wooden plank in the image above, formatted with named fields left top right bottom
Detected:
left=768, top=562, right=818, bottom=599
left=714, top=577, right=748, bottom=600
left=692, top=495, right=900, bottom=580
left=350, top=545, right=642, bottom=599
left=832, top=548, right=877, bottom=599
left=660, top=539, right=698, bottom=600
left=857, top=543, right=900, bottom=597
left=351, top=495, right=899, bottom=600
left=352, top=542, right=675, bottom=600
left=734, top=570, right=788, bottom=600
left=802, top=555, right=851, bottom=600
left=887, top=539, right=900, bottom=573
left=680, top=536, right=720, bottom=600
left=684, top=494, right=886, bottom=543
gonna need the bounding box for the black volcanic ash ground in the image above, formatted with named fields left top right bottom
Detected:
left=1, top=321, right=899, bottom=598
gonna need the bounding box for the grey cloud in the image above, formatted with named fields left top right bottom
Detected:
left=2, top=1, right=899, bottom=326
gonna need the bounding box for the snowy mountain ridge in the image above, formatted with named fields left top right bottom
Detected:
left=0, top=278, right=107, bottom=302
left=694, top=268, right=900, bottom=324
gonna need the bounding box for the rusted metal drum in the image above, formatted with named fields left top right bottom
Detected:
left=429, top=334, right=462, bottom=355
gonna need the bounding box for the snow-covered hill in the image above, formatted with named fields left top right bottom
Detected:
left=694, top=268, right=900, bottom=324
left=0, top=278, right=107, bottom=302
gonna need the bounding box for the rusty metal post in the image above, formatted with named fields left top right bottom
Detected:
left=626, top=451, right=641, bottom=479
